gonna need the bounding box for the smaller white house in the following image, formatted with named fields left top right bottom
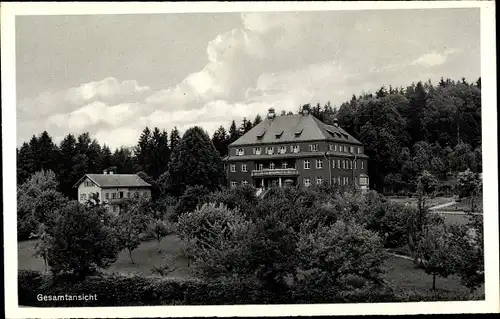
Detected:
left=73, top=171, right=152, bottom=214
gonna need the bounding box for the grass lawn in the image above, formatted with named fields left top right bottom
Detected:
left=387, top=196, right=455, bottom=209
left=383, top=255, right=483, bottom=299
left=437, top=213, right=480, bottom=226
left=19, top=235, right=482, bottom=300
left=18, top=235, right=191, bottom=278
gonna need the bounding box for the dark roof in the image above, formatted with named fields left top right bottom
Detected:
left=230, top=113, right=362, bottom=147
left=73, top=174, right=152, bottom=188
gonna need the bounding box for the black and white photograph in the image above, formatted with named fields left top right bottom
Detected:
left=2, top=1, right=498, bottom=317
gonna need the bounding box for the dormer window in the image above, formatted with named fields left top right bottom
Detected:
left=254, top=147, right=262, bottom=155
left=237, top=148, right=244, bottom=156
left=275, top=131, right=284, bottom=139
left=294, top=129, right=303, bottom=137
left=278, top=146, right=286, bottom=154
left=342, top=133, right=349, bottom=139
left=256, top=130, right=266, bottom=140
left=266, top=147, right=274, bottom=155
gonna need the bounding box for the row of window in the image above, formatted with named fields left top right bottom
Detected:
left=228, top=176, right=359, bottom=188
left=304, top=176, right=353, bottom=187
left=83, top=180, right=94, bottom=187
left=230, top=180, right=249, bottom=187
left=236, top=144, right=362, bottom=156
left=229, top=159, right=364, bottom=172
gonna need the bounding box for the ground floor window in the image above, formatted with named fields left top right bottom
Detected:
left=231, top=181, right=237, bottom=188
left=80, top=193, right=86, bottom=201
left=242, top=180, right=248, bottom=185
left=316, top=177, right=323, bottom=185
left=304, top=177, right=311, bottom=187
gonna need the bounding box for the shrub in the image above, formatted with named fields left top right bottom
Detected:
left=172, top=185, right=211, bottom=221
left=45, top=201, right=121, bottom=277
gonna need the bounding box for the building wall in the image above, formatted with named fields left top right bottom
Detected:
left=77, top=178, right=102, bottom=204
left=102, top=187, right=151, bottom=202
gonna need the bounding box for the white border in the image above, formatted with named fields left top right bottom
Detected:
left=2, top=2, right=498, bottom=318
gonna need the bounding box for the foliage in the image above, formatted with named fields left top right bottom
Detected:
left=296, top=220, right=387, bottom=287
left=18, top=269, right=398, bottom=306
left=413, top=224, right=454, bottom=290
left=447, top=222, right=484, bottom=291
left=113, top=198, right=151, bottom=263
left=164, top=127, right=226, bottom=197
left=17, top=170, right=67, bottom=240
left=173, top=185, right=211, bottom=221
left=44, top=201, right=121, bottom=277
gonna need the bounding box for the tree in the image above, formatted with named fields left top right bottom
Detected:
left=173, top=185, right=211, bottom=220
left=456, top=169, right=482, bottom=214
left=17, top=170, right=66, bottom=239
left=296, top=220, right=387, bottom=287
left=164, top=126, right=226, bottom=197
left=448, top=222, right=484, bottom=291
left=212, top=126, right=230, bottom=157
left=228, top=120, right=240, bottom=144
left=135, top=127, right=153, bottom=175
left=414, top=224, right=454, bottom=290
left=253, top=114, right=263, bottom=126
left=170, top=127, right=181, bottom=152
left=46, top=201, right=120, bottom=277
left=31, top=223, right=53, bottom=272
left=113, top=198, right=150, bottom=263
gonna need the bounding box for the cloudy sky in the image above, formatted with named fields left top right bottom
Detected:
left=16, top=8, right=480, bottom=149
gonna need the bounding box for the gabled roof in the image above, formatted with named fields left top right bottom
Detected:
left=73, top=174, right=152, bottom=189
left=230, top=113, right=362, bottom=147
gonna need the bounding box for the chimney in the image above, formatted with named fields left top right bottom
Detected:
left=267, top=108, right=276, bottom=119
left=333, top=118, right=339, bottom=127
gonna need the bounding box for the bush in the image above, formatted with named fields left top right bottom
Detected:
left=172, top=185, right=211, bottom=221
left=18, top=270, right=399, bottom=306
left=45, top=201, right=121, bottom=277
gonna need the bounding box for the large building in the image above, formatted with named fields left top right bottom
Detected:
left=224, top=108, right=369, bottom=190
left=73, top=170, right=152, bottom=214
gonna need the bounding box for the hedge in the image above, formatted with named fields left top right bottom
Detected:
left=19, top=270, right=481, bottom=306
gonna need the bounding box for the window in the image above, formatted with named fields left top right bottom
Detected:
left=357, top=147, right=361, bottom=154
left=258, top=163, right=264, bottom=170
left=84, top=180, right=93, bottom=187
left=342, top=160, right=345, bottom=169
left=279, top=146, right=286, bottom=154
left=127, top=192, right=130, bottom=198
left=112, top=192, right=117, bottom=199
left=304, top=177, right=311, bottom=187
left=242, top=180, right=248, bottom=185
left=304, top=160, right=311, bottom=169
left=316, top=159, right=323, bottom=169
left=316, top=177, right=323, bottom=185
left=337, top=177, right=341, bottom=185
left=361, top=161, right=364, bottom=170
left=255, top=147, right=262, bottom=155
left=231, top=181, right=237, bottom=188
left=242, top=164, right=248, bottom=172
left=282, top=162, right=288, bottom=169
left=350, top=146, right=355, bottom=153
left=334, top=144, right=338, bottom=152
left=329, top=144, right=334, bottom=151
left=360, top=177, right=369, bottom=185
left=332, top=159, right=336, bottom=168
left=292, top=145, right=300, bottom=153
left=337, top=159, right=341, bottom=168
left=105, top=193, right=109, bottom=200
left=237, top=148, right=244, bottom=156
left=269, top=162, right=275, bottom=170
left=80, top=193, right=87, bottom=201
left=309, top=144, right=318, bottom=152
left=119, top=191, right=124, bottom=199
left=266, top=147, right=274, bottom=155
left=230, top=164, right=236, bottom=172
left=349, top=161, right=353, bottom=169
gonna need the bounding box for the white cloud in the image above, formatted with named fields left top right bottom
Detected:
left=410, top=51, right=451, bottom=67
left=17, top=12, right=479, bottom=150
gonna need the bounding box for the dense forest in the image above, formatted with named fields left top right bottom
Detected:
left=17, top=77, right=482, bottom=196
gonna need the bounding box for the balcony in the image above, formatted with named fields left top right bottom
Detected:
left=251, top=168, right=300, bottom=177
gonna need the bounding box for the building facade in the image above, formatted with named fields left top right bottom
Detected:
left=73, top=171, right=152, bottom=214
left=224, top=108, right=369, bottom=190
